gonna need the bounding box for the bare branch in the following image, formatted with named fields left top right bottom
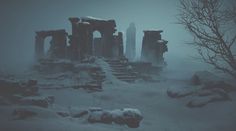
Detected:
left=178, top=0, right=236, bottom=79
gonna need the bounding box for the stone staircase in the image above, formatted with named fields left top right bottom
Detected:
left=104, top=59, right=138, bottom=83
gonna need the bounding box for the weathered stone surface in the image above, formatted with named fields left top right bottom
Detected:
left=167, top=71, right=234, bottom=108
left=71, top=110, right=89, bottom=118
left=141, top=30, right=168, bottom=66
left=35, top=29, right=67, bottom=60
left=57, top=111, right=70, bottom=117
left=34, top=59, right=74, bottom=73
left=87, top=108, right=143, bottom=128
left=191, top=74, right=201, bottom=85
left=0, top=79, right=38, bottom=96
left=125, top=23, right=136, bottom=61
left=19, top=96, right=54, bottom=108
left=35, top=16, right=126, bottom=61
left=191, top=71, right=221, bottom=85
left=0, top=96, right=10, bottom=105
left=167, top=86, right=199, bottom=98
left=191, top=71, right=235, bottom=92
left=187, top=91, right=230, bottom=108
left=13, top=108, right=37, bottom=120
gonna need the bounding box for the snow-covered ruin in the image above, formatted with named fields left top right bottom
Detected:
left=1, top=15, right=236, bottom=131
left=35, top=16, right=167, bottom=65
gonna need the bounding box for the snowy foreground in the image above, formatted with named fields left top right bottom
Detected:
left=0, top=59, right=236, bottom=131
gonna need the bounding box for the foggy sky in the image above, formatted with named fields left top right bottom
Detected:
left=1, top=0, right=231, bottom=74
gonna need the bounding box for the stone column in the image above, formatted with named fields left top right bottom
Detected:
left=68, top=18, right=80, bottom=60
left=102, top=29, right=115, bottom=58
left=77, top=22, right=92, bottom=60
left=69, top=17, right=80, bottom=36
left=125, top=23, right=136, bottom=61
left=118, top=32, right=124, bottom=57
left=35, top=35, right=45, bottom=60
left=49, top=30, right=67, bottom=58
left=141, top=30, right=168, bottom=66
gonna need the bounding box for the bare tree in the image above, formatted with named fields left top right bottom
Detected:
left=178, top=0, right=236, bottom=79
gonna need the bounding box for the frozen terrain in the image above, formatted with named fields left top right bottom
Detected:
left=0, top=58, right=236, bottom=131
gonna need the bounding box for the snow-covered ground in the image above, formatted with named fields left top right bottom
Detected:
left=0, top=59, right=236, bottom=131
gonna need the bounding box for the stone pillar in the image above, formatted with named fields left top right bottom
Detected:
left=118, top=32, right=124, bottom=57
left=125, top=23, right=136, bottom=61
left=69, top=35, right=80, bottom=60
left=141, top=30, right=168, bottom=66
left=68, top=17, right=80, bottom=60
left=35, top=35, right=45, bottom=60
left=77, top=22, right=92, bottom=60
left=102, top=32, right=114, bottom=58
left=48, top=30, right=67, bottom=58
left=69, top=17, right=80, bottom=36
left=101, top=27, right=116, bottom=58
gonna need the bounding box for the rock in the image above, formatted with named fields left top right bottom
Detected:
left=23, top=80, right=39, bottom=96
left=68, top=107, right=89, bottom=118
left=87, top=108, right=143, bottom=128
left=187, top=90, right=230, bottom=108
left=13, top=108, right=37, bottom=120
left=116, top=108, right=143, bottom=128
left=0, top=79, right=38, bottom=96
left=167, top=71, right=234, bottom=108
left=0, top=79, right=21, bottom=95
left=57, top=111, right=70, bottom=117
left=0, top=96, right=10, bottom=105
left=191, top=71, right=221, bottom=85
left=203, top=81, right=234, bottom=92
left=27, top=79, right=37, bottom=86
left=19, top=96, right=54, bottom=108
left=88, top=110, right=112, bottom=124
left=191, top=74, right=201, bottom=85
left=34, top=59, right=74, bottom=73
left=71, top=110, right=89, bottom=118
left=167, top=86, right=199, bottom=98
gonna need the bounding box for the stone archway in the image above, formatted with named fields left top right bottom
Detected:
left=69, top=17, right=117, bottom=59
left=35, top=29, right=67, bottom=60
left=81, top=17, right=117, bottom=58
left=92, top=30, right=103, bottom=56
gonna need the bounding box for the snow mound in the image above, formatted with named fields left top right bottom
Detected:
left=88, top=108, right=143, bottom=128
left=167, top=71, right=234, bottom=108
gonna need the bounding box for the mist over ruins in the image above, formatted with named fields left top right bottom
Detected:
left=0, top=0, right=236, bottom=131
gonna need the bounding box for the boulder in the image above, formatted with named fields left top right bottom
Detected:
left=0, top=79, right=38, bottom=96
left=19, top=96, right=54, bottom=108
left=187, top=91, right=230, bottom=108
left=57, top=111, right=70, bottom=117
left=191, top=74, right=201, bottom=85
left=69, top=107, right=89, bottom=118
left=87, top=108, right=143, bottom=128
left=13, top=108, right=37, bottom=120
left=88, top=110, right=112, bottom=124
left=203, top=81, right=234, bottom=92
left=167, top=86, right=199, bottom=98
left=0, top=96, right=10, bottom=105
left=191, top=71, right=221, bottom=85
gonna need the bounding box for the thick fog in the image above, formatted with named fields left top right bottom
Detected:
left=0, top=0, right=227, bottom=76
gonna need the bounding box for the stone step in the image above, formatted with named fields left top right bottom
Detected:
left=110, top=64, right=127, bottom=67
left=112, top=69, right=128, bottom=72
left=118, top=79, right=136, bottom=82
left=106, top=61, right=126, bottom=65
left=104, top=59, right=120, bottom=62
left=105, top=58, right=137, bottom=83
left=116, top=75, right=137, bottom=79
left=112, top=72, right=137, bottom=76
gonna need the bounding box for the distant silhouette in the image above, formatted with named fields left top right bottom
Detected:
left=125, top=23, right=136, bottom=61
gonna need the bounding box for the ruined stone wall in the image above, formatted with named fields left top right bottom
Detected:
left=141, top=30, right=168, bottom=66
left=35, top=17, right=125, bottom=61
